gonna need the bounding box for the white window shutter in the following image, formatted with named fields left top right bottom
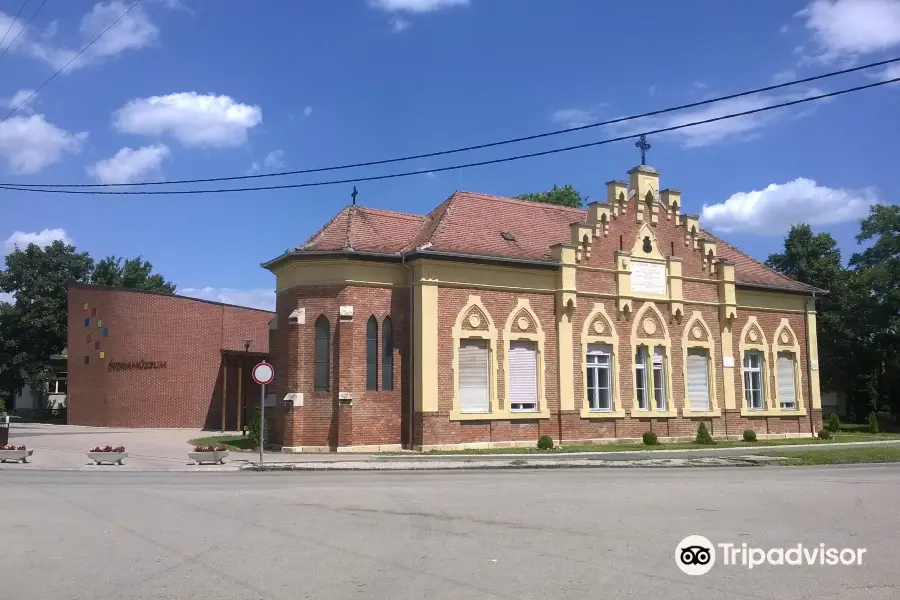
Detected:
left=686, top=349, right=710, bottom=411
left=777, top=351, right=797, bottom=408
left=508, top=341, right=538, bottom=411
left=459, top=339, right=490, bottom=413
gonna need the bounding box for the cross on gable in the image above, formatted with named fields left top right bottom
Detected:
left=635, top=135, right=651, bottom=166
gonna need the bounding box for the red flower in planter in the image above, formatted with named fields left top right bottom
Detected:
left=216, top=444, right=228, bottom=452
left=2, top=444, right=25, bottom=450
left=90, top=445, right=126, bottom=452
left=113, top=446, right=126, bottom=453
left=17, top=445, right=26, bottom=451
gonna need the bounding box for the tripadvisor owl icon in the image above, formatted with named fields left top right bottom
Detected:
left=676, top=535, right=716, bottom=576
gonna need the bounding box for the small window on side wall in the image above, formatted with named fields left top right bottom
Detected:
left=314, top=316, right=330, bottom=392
left=382, top=317, right=393, bottom=392
left=366, top=316, right=378, bottom=391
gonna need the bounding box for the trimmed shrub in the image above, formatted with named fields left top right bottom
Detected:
left=743, top=429, right=757, bottom=442
left=246, top=408, right=267, bottom=448
left=868, top=412, right=880, bottom=434
left=825, top=413, right=841, bottom=433
left=537, top=435, right=554, bottom=450
left=642, top=431, right=659, bottom=446
left=817, top=429, right=833, bottom=440
left=695, top=422, right=715, bottom=445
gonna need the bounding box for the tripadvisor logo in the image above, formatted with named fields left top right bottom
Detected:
left=675, top=535, right=866, bottom=575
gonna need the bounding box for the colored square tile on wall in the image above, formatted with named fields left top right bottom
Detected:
left=83, top=303, right=88, bottom=311
left=84, top=319, right=90, bottom=327
left=84, top=355, right=89, bottom=365
left=102, top=328, right=108, bottom=337
left=87, top=334, right=91, bottom=343
left=91, top=308, right=96, bottom=317
left=99, top=351, right=105, bottom=359
left=97, top=319, right=102, bottom=328
left=94, top=341, right=100, bottom=350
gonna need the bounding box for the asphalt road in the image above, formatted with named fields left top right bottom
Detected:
left=3, top=466, right=899, bottom=600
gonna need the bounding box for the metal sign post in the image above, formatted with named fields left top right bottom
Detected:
left=251, top=361, right=275, bottom=465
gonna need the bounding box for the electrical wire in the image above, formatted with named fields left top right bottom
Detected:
left=0, top=0, right=31, bottom=57
left=0, top=0, right=142, bottom=124
left=6, top=55, right=900, bottom=189
left=0, top=0, right=48, bottom=63
left=2, top=76, right=896, bottom=197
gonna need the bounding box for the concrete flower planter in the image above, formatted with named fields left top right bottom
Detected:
left=0, top=449, right=33, bottom=463
left=189, top=450, right=229, bottom=465
left=87, top=451, right=128, bottom=465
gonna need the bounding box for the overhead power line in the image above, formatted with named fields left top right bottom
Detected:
left=0, top=0, right=49, bottom=63
left=0, top=0, right=142, bottom=124
left=9, top=55, right=900, bottom=190
left=2, top=76, right=897, bottom=197
left=0, top=0, right=31, bottom=56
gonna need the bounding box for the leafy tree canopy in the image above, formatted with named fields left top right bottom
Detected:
left=514, top=184, right=587, bottom=209
left=90, top=255, right=176, bottom=294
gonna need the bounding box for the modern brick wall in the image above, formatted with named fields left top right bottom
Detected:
left=67, top=284, right=272, bottom=429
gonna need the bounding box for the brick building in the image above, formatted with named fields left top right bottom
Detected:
left=265, top=163, right=824, bottom=451
left=67, top=284, right=274, bottom=430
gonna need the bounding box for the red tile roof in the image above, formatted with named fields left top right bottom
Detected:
left=293, top=192, right=814, bottom=293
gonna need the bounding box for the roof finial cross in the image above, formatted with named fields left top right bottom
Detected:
left=351, top=185, right=358, bottom=206
left=635, top=135, right=651, bottom=166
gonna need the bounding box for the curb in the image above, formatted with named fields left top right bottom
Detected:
left=240, top=455, right=782, bottom=472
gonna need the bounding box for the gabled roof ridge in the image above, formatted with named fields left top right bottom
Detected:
left=344, top=205, right=357, bottom=249
left=403, top=194, right=456, bottom=251
left=356, top=205, right=425, bottom=221
left=456, top=190, right=587, bottom=215
left=297, top=205, right=350, bottom=250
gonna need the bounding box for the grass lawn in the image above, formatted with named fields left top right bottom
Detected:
left=402, top=431, right=900, bottom=455
left=189, top=434, right=255, bottom=452
left=780, top=446, right=900, bottom=466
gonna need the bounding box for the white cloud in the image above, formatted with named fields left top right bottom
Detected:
left=0, top=12, right=27, bottom=53
left=874, top=62, right=900, bottom=81
left=771, top=69, right=797, bottom=84
left=701, top=178, right=880, bottom=235
left=4, top=1, right=162, bottom=73
left=263, top=149, right=284, bottom=170
left=177, top=287, right=275, bottom=311
left=303, top=105, right=313, bottom=117
left=0, top=114, right=88, bottom=174
left=368, top=0, right=469, bottom=12
left=114, top=92, right=263, bottom=148
left=5, top=90, right=36, bottom=111
left=611, top=87, right=825, bottom=148
left=797, top=0, right=900, bottom=63
left=87, top=144, right=170, bottom=184
left=3, top=228, right=73, bottom=254
left=247, top=149, right=285, bottom=174
left=551, top=108, right=600, bottom=128
left=780, top=24, right=790, bottom=34
left=391, top=17, right=410, bottom=32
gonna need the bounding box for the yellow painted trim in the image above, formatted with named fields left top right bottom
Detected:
left=630, top=223, right=666, bottom=260
left=680, top=311, right=721, bottom=417
left=629, top=302, right=675, bottom=418
left=805, top=299, right=822, bottom=410
left=738, top=316, right=775, bottom=412
left=771, top=318, right=806, bottom=415
left=720, top=320, right=736, bottom=410
left=413, top=259, right=556, bottom=293
left=739, top=407, right=808, bottom=417
left=273, top=259, right=408, bottom=292
left=414, top=280, right=439, bottom=412
left=449, top=295, right=502, bottom=421
left=579, top=303, right=625, bottom=419
left=735, top=289, right=806, bottom=312
left=501, top=299, right=550, bottom=419
left=575, top=265, right=619, bottom=274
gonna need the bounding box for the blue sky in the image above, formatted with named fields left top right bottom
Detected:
left=1, top=0, right=898, bottom=310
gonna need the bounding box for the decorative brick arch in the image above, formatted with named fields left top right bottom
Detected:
left=501, top=298, right=549, bottom=419
left=630, top=302, right=675, bottom=417
left=450, top=295, right=499, bottom=420
left=681, top=311, right=720, bottom=417
left=579, top=303, right=624, bottom=418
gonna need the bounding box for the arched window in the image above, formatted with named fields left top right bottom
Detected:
left=382, top=317, right=394, bottom=391
left=366, top=316, right=378, bottom=391
left=314, top=316, right=330, bottom=392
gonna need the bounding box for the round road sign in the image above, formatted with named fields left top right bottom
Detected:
left=252, top=361, right=274, bottom=385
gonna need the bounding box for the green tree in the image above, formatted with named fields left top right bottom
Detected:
left=90, top=255, right=176, bottom=294
left=0, top=241, right=94, bottom=391
left=514, top=184, right=587, bottom=208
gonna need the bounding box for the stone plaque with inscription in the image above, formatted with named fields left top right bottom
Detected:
left=631, top=260, right=667, bottom=296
